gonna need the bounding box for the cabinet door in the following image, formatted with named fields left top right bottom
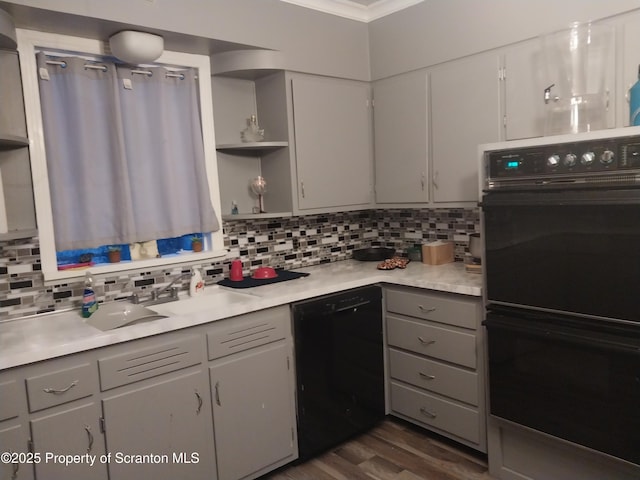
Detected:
left=504, top=40, right=546, bottom=140
left=210, top=342, right=295, bottom=480
left=431, top=52, right=501, bottom=203
left=0, top=424, right=33, bottom=480
left=620, top=10, right=640, bottom=127
left=373, top=70, right=429, bottom=203
left=30, top=402, right=108, bottom=480
left=102, top=370, right=214, bottom=480
left=291, top=75, right=372, bottom=211
left=0, top=51, right=27, bottom=139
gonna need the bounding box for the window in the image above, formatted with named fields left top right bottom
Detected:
left=17, top=29, right=226, bottom=282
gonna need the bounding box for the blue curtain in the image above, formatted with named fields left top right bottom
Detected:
left=37, top=53, right=219, bottom=251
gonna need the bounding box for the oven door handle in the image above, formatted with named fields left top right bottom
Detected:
left=480, top=188, right=640, bottom=207
left=483, top=317, right=640, bottom=356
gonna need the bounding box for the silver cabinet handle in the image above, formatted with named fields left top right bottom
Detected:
left=43, top=380, right=78, bottom=394
left=10, top=450, right=18, bottom=480
left=195, top=391, right=203, bottom=415
left=418, top=336, right=436, bottom=346
left=421, top=172, right=426, bottom=191
left=214, top=381, right=221, bottom=406
left=300, top=181, right=305, bottom=198
left=419, top=372, right=435, bottom=380
left=84, top=424, right=93, bottom=453
left=418, top=305, right=436, bottom=313
left=432, top=171, right=439, bottom=190
left=420, top=407, right=437, bottom=419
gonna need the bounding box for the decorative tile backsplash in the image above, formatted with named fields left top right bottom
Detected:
left=0, top=208, right=479, bottom=321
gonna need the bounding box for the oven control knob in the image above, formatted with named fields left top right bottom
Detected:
left=581, top=152, right=595, bottom=165
left=563, top=153, right=577, bottom=167
left=600, top=150, right=615, bottom=164
left=547, top=155, right=560, bottom=167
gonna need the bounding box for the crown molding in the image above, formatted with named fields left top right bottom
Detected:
left=280, top=0, right=425, bottom=23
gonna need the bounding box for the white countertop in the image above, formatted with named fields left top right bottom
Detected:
left=0, top=260, right=482, bottom=371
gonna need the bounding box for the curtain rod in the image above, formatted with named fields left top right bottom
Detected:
left=45, top=60, right=186, bottom=79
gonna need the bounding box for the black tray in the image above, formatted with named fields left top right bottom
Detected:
left=352, top=247, right=395, bottom=262
left=218, top=270, right=309, bottom=289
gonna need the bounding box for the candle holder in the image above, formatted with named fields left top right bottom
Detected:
left=250, top=176, right=267, bottom=213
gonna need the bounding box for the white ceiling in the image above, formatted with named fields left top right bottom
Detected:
left=279, top=0, right=425, bottom=22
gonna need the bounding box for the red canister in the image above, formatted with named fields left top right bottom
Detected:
left=229, top=260, right=243, bottom=281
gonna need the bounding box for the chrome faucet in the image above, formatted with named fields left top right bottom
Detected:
left=130, top=272, right=191, bottom=306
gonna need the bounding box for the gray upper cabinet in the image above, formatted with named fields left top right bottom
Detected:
left=503, top=39, right=546, bottom=140
left=212, top=71, right=293, bottom=219
left=619, top=10, right=640, bottom=127
left=211, top=54, right=374, bottom=217
left=373, top=70, right=429, bottom=203
left=0, top=49, right=36, bottom=238
left=289, top=74, right=373, bottom=212
left=0, top=50, right=27, bottom=140
left=430, top=52, right=501, bottom=203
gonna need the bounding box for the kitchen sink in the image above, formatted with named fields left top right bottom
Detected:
left=85, top=302, right=169, bottom=331
left=151, top=287, right=257, bottom=317
left=86, top=287, right=258, bottom=331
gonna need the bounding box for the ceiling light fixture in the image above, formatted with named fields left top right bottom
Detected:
left=109, top=30, right=164, bottom=64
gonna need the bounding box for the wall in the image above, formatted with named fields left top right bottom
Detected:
left=368, top=0, right=640, bottom=80
left=0, top=208, right=479, bottom=321
left=0, top=0, right=370, bottom=81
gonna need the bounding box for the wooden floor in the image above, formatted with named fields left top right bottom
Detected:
left=263, top=417, right=494, bottom=480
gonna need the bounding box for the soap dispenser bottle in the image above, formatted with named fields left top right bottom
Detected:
left=630, top=64, right=640, bottom=126
left=189, top=267, right=204, bottom=296
left=82, top=270, right=98, bottom=318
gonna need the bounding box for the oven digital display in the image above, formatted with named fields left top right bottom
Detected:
left=505, top=160, right=520, bottom=170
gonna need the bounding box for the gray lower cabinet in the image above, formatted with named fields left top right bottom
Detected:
left=20, top=356, right=107, bottom=480
left=0, top=377, right=33, bottom=480
left=97, top=334, right=214, bottom=480
left=208, top=306, right=297, bottom=480
left=487, top=417, right=640, bottom=480
left=101, top=370, right=214, bottom=480
left=30, top=402, right=107, bottom=480
left=384, top=286, right=486, bottom=452
left=0, top=379, right=31, bottom=480
left=0, top=305, right=298, bottom=480
left=0, top=423, right=33, bottom=480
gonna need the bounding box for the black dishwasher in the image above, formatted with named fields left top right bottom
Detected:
left=292, top=285, right=385, bottom=462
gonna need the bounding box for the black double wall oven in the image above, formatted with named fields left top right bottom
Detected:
left=480, top=129, right=640, bottom=466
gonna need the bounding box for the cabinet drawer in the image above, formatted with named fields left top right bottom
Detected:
left=387, top=315, right=476, bottom=368
left=389, top=348, right=478, bottom=406
left=26, top=364, right=94, bottom=413
left=386, top=288, right=479, bottom=330
left=0, top=380, right=20, bottom=420
left=98, top=336, right=201, bottom=391
left=207, top=306, right=288, bottom=360
left=390, top=381, right=480, bottom=445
